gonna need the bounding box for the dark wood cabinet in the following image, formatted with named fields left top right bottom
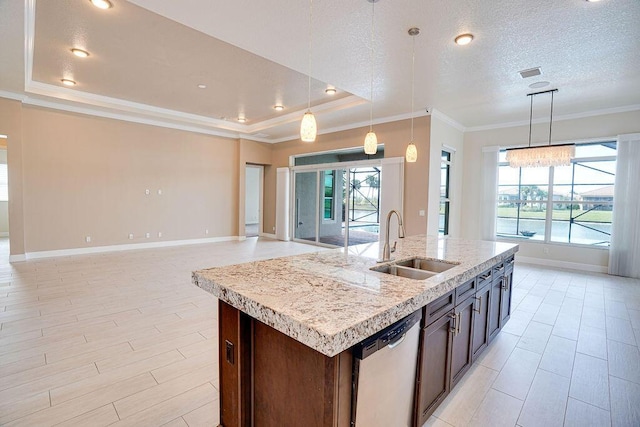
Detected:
left=488, top=263, right=505, bottom=342
left=471, top=281, right=491, bottom=361
left=415, top=308, right=454, bottom=426
left=450, top=295, right=475, bottom=388
left=218, top=301, right=352, bottom=427
left=501, top=257, right=514, bottom=326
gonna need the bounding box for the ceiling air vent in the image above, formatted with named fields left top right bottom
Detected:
left=519, top=67, right=542, bottom=79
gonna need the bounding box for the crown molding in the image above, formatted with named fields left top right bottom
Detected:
left=465, top=103, right=640, bottom=133
left=430, top=108, right=466, bottom=132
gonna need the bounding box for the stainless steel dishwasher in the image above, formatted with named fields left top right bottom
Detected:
left=351, top=309, right=422, bottom=427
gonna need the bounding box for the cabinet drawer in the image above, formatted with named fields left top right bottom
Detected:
left=477, top=268, right=492, bottom=289
left=455, top=278, right=477, bottom=304
left=424, top=291, right=455, bottom=326
left=505, top=256, right=515, bottom=274
left=493, top=263, right=505, bottom=282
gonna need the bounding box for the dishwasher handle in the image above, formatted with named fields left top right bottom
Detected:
left=387, top=333, right=406, bottom=349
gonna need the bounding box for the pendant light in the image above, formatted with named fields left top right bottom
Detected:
left=363, top=0, right=379, bottom=155
left=405, top=27, right=420, bottom=163
left=506, top=89, right=575, bottom=168
left=300, top=0, right=317, bottom=143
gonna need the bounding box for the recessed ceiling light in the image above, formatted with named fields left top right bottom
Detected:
left=61, top=79, right=76, bottom=86
left=529, top=81, right=550, bottom=89
left=90, top=0, right=112, bottom=9
left=197, top=84, right=207, bottom=89
left=454, top=33, right=474, bottom=46
left=237, top=117, right=247, bottom=123
left=325, top=87, right=337, bottom=95
left=586, top=0, right=602, bottom=2
left=71, top=48, right=90, bottom=58
left=273, top=105, right=284, bottom=111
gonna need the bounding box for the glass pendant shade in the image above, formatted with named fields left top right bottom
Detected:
left=364, top=131, right=378, bottom=155
left=300, top=111, right=317, bottom=142
left=506, top=144, right=575, bottom=168
left=405, top=142, right=417, bottom=163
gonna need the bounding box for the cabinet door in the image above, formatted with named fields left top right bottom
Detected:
left=450, top=296, right=475, bottom=388
left=472, top=283, right=491, bottom=362
left=415, top=312, right=453, bottom=426
left=488, top=276, right=503, bottom=342
left=500, top=271, right=513, bottom=327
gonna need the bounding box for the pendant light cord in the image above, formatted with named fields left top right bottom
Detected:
left=307, top=0, right=313, bottom=111
left=528, top=94, right=533, bottom=148
left=369, top=0, right=375, bottom=132
left=410, top=32, right=416, bottom=142
left=548, top=90, right=554, bottom=146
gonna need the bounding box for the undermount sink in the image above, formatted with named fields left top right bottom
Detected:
left=394, top=257, right=458, bottom=273
left=371, top=257, right=459, bottom=280
left=371, top=264, right=436, bottom=280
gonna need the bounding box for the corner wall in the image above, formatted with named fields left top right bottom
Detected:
left=461, top=109, right=640, bottom=270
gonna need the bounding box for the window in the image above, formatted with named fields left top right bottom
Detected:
left=497, top=142, right=616, bottom=246
left=0, top=164, right=7, bottom=202
left=323, top=170, right=334, bottom=220
left=439, top=150, right=452, bottom=235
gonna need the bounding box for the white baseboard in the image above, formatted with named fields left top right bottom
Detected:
left=516, top=255, right=608, bottom=274
left=16, top=236, right=241, bottom=261
left=259, top=233, right=278, bottom=240
left=9, top=254, right=27, bottom=263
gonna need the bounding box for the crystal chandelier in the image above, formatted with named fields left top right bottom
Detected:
left=405, top=27, right=420, bottom=163
left=300, top=0, right=317, bottom=143
left=506, top=89, right=575, bottom=168
left=363, top=0, right=378, bottom=155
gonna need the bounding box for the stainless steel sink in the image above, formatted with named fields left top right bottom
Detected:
left=394, top=257, right=458, bottom=273
left=371, top=264, right=436, bottom=280
left=371, top=257, right=458, bottom=280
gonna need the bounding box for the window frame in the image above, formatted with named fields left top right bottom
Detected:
left=439, top=149, right=452, bottom=236
left=496, top=142, right=616, bottom=248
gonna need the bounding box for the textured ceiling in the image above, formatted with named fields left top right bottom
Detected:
left=0, top=0, right=639, bottom=141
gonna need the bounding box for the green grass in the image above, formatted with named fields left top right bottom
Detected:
left=497, top=207, right=612, bottom=222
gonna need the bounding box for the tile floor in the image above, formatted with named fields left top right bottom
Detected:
left=426, top=262, right=640, bottom=427
left=0, top=237, right=639, bottom=426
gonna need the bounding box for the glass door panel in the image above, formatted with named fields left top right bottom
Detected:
left=317, top=169, right=348, bottom=247
left=293, top=171, right=318, bottom=243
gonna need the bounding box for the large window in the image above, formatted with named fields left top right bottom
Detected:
left=497, top=142, right=616, bottom=246
left=439, top=150, right=452, bottom=236
left=323, top=170, right=335, bottom=220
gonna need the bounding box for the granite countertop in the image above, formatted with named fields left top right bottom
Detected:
left=192, top=235, right=518, bottom=357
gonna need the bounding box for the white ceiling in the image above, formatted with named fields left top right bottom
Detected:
left=1, top=0, right=639, bottom=142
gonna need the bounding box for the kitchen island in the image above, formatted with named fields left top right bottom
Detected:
left=193, top=235, right=518, bottom=427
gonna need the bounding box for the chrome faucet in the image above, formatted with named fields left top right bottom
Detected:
left=381, top=209, right=406, bottom=262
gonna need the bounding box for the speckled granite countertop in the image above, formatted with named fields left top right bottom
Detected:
left=193, top=235, right=518, bottom=357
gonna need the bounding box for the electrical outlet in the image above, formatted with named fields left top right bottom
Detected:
left=128, top=233, right=134, bottom=240
left=145, top=189, right=150, bottom=195
left=158, top=231, right=162, bottom=238
left=157, top=189, right=162, bottom=195
left=273, top=226, right=276, bottom=232
left=543, top=247, right=549, bottom=255
left=419, top=210, right=425, bottom=217
left=145, top=233, right=150, bottom=238
left=205, top=229, right=209, bottom=235
left=85, top=236, right=91, bottom=243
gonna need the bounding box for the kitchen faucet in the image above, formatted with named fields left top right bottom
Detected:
left=381, top=209, right=406, bottom=262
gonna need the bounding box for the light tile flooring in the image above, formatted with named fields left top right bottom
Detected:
left=0, top=238, right=639, bottom=426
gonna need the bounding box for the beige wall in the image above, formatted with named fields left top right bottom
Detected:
left=461, top=109, right=640, bottom=269
left=266, top=116, right=431, bottom=237
left=0, top=98, right=25, bottom=255
left=16, top=104, right=239, bottom=253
